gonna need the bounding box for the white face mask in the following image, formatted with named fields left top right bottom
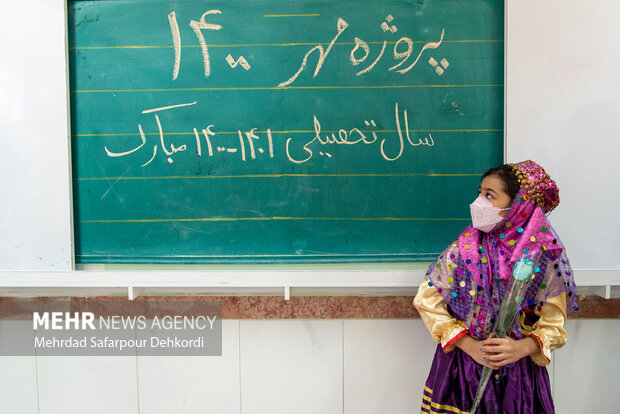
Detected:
left=469, top=195, right=509, bottom=233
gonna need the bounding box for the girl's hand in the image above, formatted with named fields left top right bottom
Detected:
left=454, top=335, right=501, bottom=370
left=479, top=336, right=540, bottom=367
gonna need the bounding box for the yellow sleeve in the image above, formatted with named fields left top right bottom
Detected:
left=526, top=292, right=568, bottom=366
left=413, top=282, right=468, bottom=352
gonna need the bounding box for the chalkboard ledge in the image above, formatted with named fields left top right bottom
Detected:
left=0, top=269, right=618, bottom=300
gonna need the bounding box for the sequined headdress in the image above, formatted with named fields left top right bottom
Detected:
left=511, top=160, right=559, bottom=213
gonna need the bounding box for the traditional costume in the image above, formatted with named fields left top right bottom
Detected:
left=414, top=161, right=578, bottom=414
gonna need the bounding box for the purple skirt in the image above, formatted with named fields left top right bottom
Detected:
left=420, top=344, right=554, bottom=414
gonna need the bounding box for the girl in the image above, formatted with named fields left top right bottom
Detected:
left=414, top=160, right=578, bottom=414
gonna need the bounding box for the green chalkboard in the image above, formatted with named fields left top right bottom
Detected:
left=69, top=0, right=504, bottom=263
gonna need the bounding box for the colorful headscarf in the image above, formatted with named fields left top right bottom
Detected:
left=425, top=161, right=578, bottom=340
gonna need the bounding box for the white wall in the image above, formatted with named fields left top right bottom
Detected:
left=506, top=0, right=620, bottom=269
left=1, top=319, right=618, bottom=414
left=0, top=0, right=73, bottom=270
